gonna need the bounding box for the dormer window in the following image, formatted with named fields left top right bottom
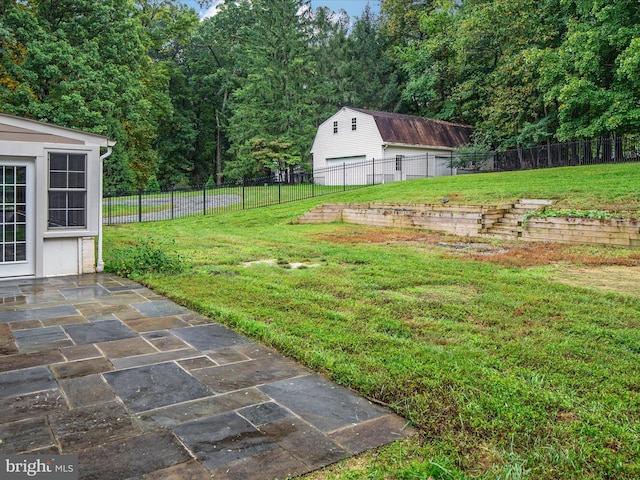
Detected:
left=352, top=118, right=357, bottom=131
left=333, top=121, right=338, bottom=134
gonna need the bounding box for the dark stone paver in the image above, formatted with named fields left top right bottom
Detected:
left=260, top=374, right=388, bottom=432
left=0, top=274, right=415, bottom=479
left=132, top=300, right=189, bottom=317
left=64, top=319, right=137, bottom=345
left=172, top=412, right=280, bottom=470
left=77, top=430, right=192, bottom=480
left=171, top=324, right=251, bottom=351
left=103, top=361, right=213, bottom=412
left=0, top=417, right=56, bottom=454
left=0, top=366, right=57, bottom=398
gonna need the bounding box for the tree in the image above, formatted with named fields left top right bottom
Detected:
left=225, top=0, right=319, bottom=180
left=0, top=0, right=167, bottom=190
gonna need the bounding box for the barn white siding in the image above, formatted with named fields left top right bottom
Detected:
left=311, top=107, right=471, bottom=186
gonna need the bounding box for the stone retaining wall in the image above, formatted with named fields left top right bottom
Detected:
left=296, top=202, right=640, bottom=248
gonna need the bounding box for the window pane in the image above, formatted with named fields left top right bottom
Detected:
left=50, top=172, right=67, bottom=188
left=49, top=210, right=67, bottom=228
left=16, top=166, right=26, bottom=184
left=15, top=186, right=26, bottom=203
left=15, top=206, right=26, bottom=224
left=4, top=224, right=14, bottom=242
left=49, top=192, right=67, bottom=208
left=68, top=172, right=85, bottom=189
left=68, top=210, right=85, bottom=227
left=4, top=244, right=15, bottom=262
left=15, top=243, right=26, bottom=261
left=3, top=209, right=15, bottom=223
left=5, top=168, right=14, bottom=184
left=16, top=224, right=26, bottom=241
left=68, top=155, right=86, bottom=171
left=68, top=192, right=85, bottom=208
left=4, top=186, right=14, bottom=203
left=50, top=153, right=68, bottom=170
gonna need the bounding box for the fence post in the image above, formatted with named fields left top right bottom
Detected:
left=242, top=179, right=245, bottom=210
left=138, top=189, right=142, bottom=223
left=107, top=191, right=112, bottom=226
left=278, top=179, right=281, bottom=204
left=343, top=162, right=346, bottom=191
left=170, top=188, right=174, bottom=220
left=372, top=158, right=375, bottom=185
left=203, top=184, right=206, bottom=215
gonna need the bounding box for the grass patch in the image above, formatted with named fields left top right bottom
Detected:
left=104, top=164, right=640, bottom=479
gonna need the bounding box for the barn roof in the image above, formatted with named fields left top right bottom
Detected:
left=348, top=107, right=474, bottom=148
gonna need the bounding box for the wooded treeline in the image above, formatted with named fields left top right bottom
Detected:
left=1, top=0, right=638, bottom=190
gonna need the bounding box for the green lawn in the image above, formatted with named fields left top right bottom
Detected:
left=104, top=163, right=640, bottom=479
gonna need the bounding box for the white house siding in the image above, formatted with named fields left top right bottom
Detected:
left=0, top=113, right=111, bottom=279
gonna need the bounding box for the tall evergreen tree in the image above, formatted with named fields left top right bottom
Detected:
left=226, top=0, right=319, bottom=180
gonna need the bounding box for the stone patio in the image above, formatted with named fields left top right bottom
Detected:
left=0, top=274, right=414, bottom=479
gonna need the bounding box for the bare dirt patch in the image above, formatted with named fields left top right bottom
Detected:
left=315, top=226, right=640, bottom=296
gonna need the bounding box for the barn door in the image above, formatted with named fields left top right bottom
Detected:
left=0, top=160, right=35, bottom=278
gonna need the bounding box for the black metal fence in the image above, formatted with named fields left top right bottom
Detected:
left=102, top=175, right=365, bottom=225
left=492, top=135, right=640, bottom=171
left=103, top=135, right=639, bottom=225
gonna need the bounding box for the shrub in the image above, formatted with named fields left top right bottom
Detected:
left=105, top=239, right=184, bottom=278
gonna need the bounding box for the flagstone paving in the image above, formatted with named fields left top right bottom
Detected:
left=0, top=273, right=415, bottom=479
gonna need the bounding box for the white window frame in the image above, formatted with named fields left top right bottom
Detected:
left=48, top=152, right=87, bottom=229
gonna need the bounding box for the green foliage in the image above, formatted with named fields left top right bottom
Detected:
left=523, top=208, right=625, bottom=223
left=145, top=175, right=161, bottom=193
left=105, top=238, right=184, bottom=278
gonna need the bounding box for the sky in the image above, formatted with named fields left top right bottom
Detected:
left=185, top=1, right=380, bottom=20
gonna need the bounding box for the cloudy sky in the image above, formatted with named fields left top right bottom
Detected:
left=185, top=0, right=380, bottom=19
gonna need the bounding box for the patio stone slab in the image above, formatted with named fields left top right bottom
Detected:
left=60, top=344, right=102, bottom=361
left=103, top=361, right=213, bottom=412
left=50, top=401, right=142, bottom=452
left=125, top=315, right=189, bottom=332
left=0, top=417, right=55, bottom=454
left=60, top=285, right=111, bottom=301
left=178, top=356, right=217, bottom=371
left=0, top=350, right=65, bottom=373
left=50, top=357, right=114, bottom=380
left=258, top=417, right=348, bottom=469
left=0, top=389, right=67, bottom=424
left=208, top=447, right=310, bottom=480
left=0, top=366, right=57, bottom=398
left=171, top=324, right=250, bottom=351
left=144, top=388, right=270, bottom=427
left=206, top=346, right=251, bottom=365
left=109, top=348, right=200, bottom=369
left=64, top=319, right=138, bottom=345
left=13, top=326, right=72, bottom=353
left=328, top=413, right=416, bottom=454
left=96, top=337, right=157, bottom=359
left=172, top=411, right=280, bottom=470
left=192, top=356, right=308, bottom=394
left=132, top=300, right=190, bottom=317
left=238, top=401, right=294, bottom=427
left=0, top=305, right=78, bottom=323
left=259, top=374, right=388, bottom=433
left=77, top=430, right=191, bottom=480
left=58, top=374, right=117, bottom=408
left=142, top=330, right=190, bottom=351
left=139, top=460, right=212, bottom=480
left=7, top=320, right=41, bottom=330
